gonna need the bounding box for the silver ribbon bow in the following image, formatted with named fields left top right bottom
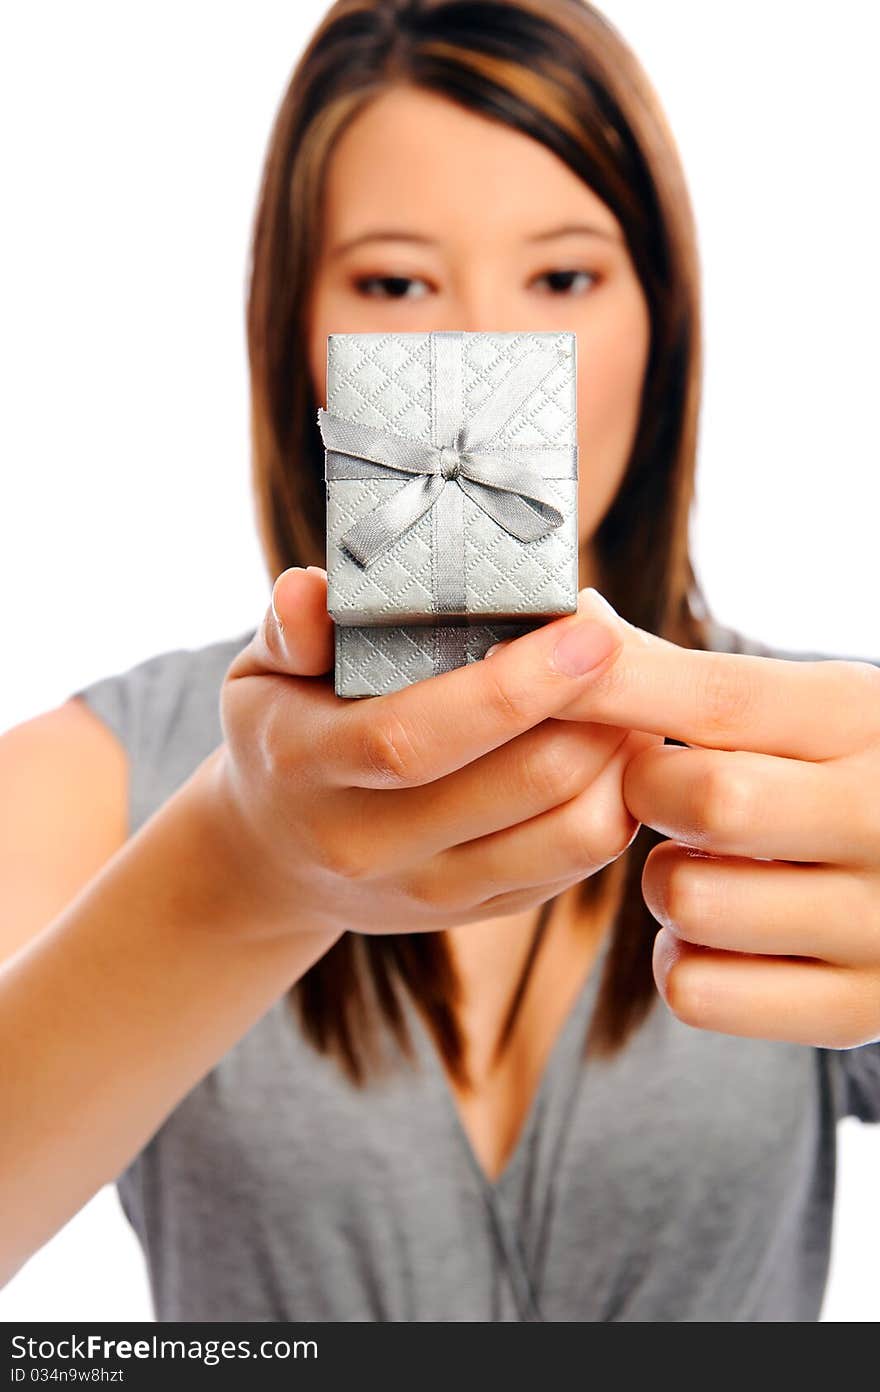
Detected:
left=317, top=333, right=577, bottom=615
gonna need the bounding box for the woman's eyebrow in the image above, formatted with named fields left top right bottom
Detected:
left=328, top=229, right=437, bottom=257
left=328, top=221, right=621, bottom=257
left=528, top=221, right=622, bottom=244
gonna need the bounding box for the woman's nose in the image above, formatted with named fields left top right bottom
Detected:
left=428, top=309, right=534, bottom=334
left=425, top=286, right=532, bottom=336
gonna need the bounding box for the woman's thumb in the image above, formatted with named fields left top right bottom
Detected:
left=268, top=566, right=335, bottom=678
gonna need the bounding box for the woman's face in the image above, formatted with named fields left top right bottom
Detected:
left=307, top=85, right=651, bottom=582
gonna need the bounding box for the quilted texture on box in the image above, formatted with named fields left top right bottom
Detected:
left=322, top=329, right=579, bottom=696
left=324, top=331, right=578, bottom=624
left=334, top=618, right=544, bottom=699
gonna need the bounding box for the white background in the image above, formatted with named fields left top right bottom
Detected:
left=1, top=0, right=878, bottom=1321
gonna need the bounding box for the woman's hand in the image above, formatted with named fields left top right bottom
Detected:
left=552, top=603, right=880, bottom=1049
left=209, top=570, right=660, bottom=941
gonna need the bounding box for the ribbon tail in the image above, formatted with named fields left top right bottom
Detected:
left=457, top=476, right=564, bottom=542
left=341, top=472, right=447, bottom=567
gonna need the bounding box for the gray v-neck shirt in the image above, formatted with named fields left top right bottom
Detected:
left=71, top=620, right=880, bottom=1321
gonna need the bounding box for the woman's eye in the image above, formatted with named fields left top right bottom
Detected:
left=353, top=275, right=431, bottom=300
left=351, top=269, right=597, bottom=299
left=534, top=269, right=596, bottom=295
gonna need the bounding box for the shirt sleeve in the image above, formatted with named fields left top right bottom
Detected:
left=69, top=629, right=255, bottom=838
left=71, top=648, right=188, bottom=839
left=705, top=616, right=880, bottom=1124
left=70, top=668, right=133, bottom=754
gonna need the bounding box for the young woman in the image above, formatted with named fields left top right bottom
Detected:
left=3, top=0, right=879, bottom=1322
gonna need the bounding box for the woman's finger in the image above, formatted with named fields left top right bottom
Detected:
left=333, top=719, right=630, bottom=877
left=327, top=588, right=623, bottom=789
left=652, top=930, right=880, bottom=1049
left=464, top=871, right=606, bottom=924
left=413, top=728, right=657, bottom=906
left=642, top=842, right=880, bottom=967
left=548, top=598, right=880, bottom=761
left=230, top=566, right=335, bottom=680
left=623, top=742, right=879, bottom=867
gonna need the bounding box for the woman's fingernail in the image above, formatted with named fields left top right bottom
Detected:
left=306, top=565, right=326, bottom=577
left=582, top=586, right=620, bottom=619
left=272, top=567, right=306, bottom=629
left=484, top=641, right=509, bottom=659
left=551, top=620, right=620, bottom=676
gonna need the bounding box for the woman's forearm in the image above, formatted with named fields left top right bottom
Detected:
left=0, top=744, right=342, bottom=1286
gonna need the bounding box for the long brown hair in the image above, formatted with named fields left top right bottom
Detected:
left=246, top=0, right=712, bottom=1088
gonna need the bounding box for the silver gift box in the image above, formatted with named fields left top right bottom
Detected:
left=317, top=329, right=579, bottom=698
